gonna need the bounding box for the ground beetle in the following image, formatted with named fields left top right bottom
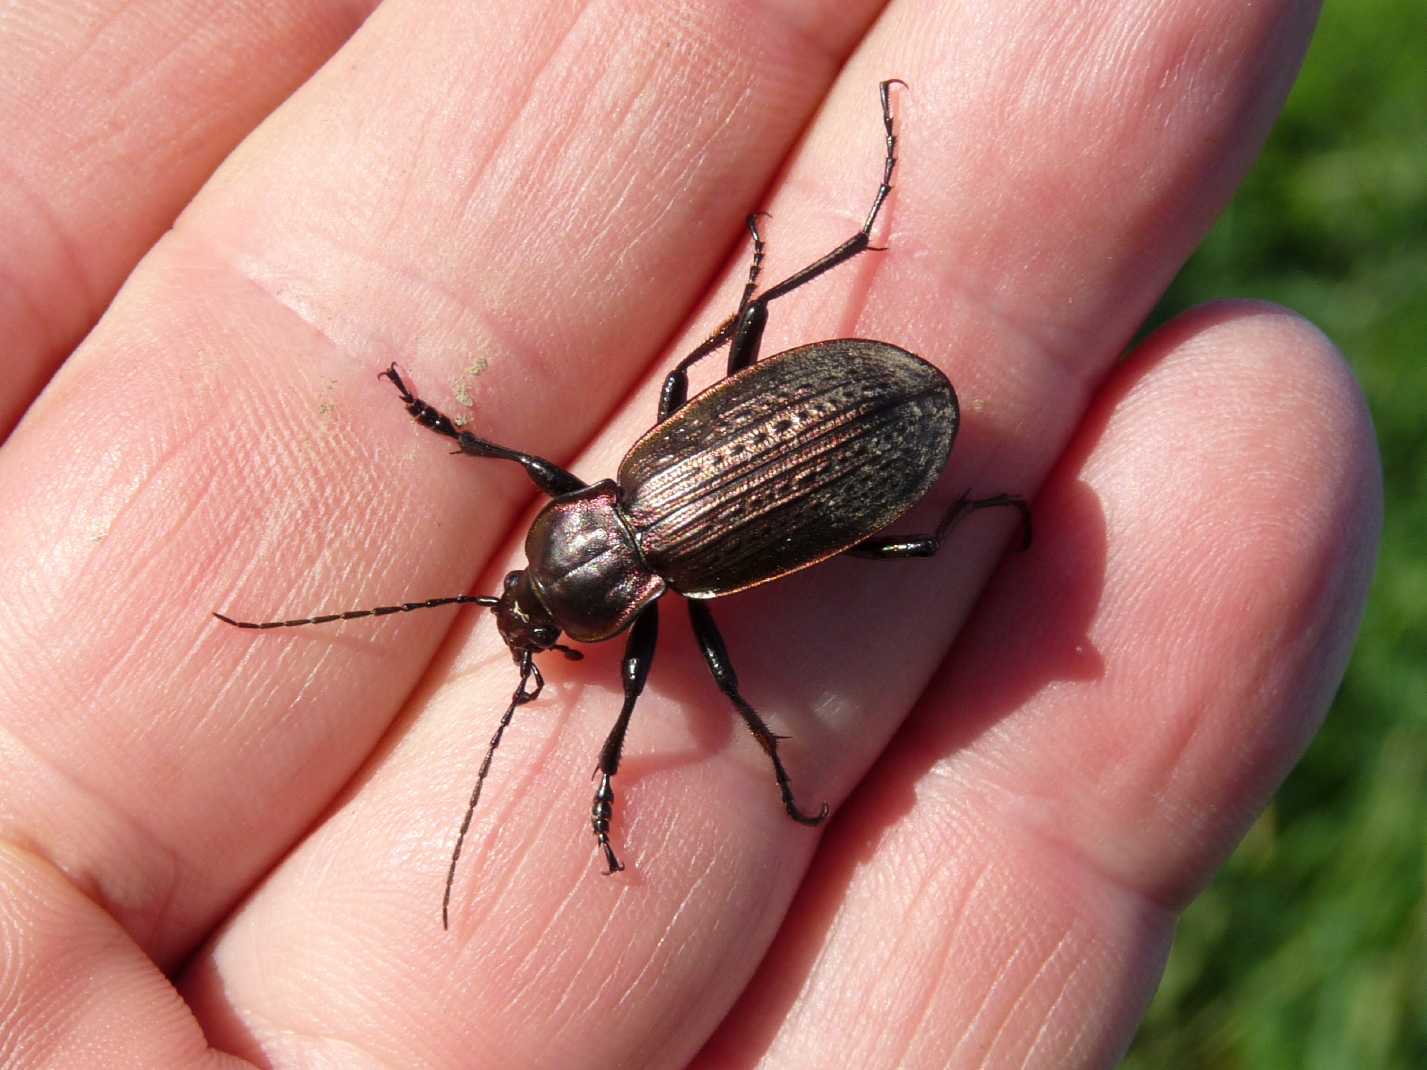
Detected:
left=216, top=82, right=1029, bottom=928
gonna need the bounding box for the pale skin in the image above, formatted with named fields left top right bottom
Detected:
left=0, top=1, right=1381, bottom=1067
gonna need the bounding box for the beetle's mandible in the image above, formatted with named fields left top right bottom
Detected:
left=216, top=81, right=1030, bottom=929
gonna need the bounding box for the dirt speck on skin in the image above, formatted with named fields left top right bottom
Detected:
left=452, top=357, right=490, bottom=407
left=317, top=378, right=339, bottom=420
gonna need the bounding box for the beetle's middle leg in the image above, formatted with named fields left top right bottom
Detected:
left=381, top=365, right=585, bottom=497
left=591, top=603, right=659, bottom=874
left=848, top=493, right=1033, bottom=559
left=687, top=600, right=830, bottom=827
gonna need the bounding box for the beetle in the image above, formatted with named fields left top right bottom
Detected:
left=216, top=81, right=1029, bottom=928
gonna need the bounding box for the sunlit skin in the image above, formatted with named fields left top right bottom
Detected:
left=0, top=1, right=1379, bottom=1068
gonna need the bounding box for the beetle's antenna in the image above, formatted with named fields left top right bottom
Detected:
left=213, top=595, right=500, bottom=630
left=443, top=651, right=545, bottom=930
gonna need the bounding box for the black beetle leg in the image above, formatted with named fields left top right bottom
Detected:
left=848, top=492, right=1033, bottom=558
left=687, top=601, right=830, bottom=827
left=591, top=603, right=659, bottom=874
left=751, top=78, right=904, bottom=306
left=658, top=80, right=905, bottom=421
left=724, top=214, right=771, bottom=378
left=380, top=364, right=586, bottom=497
left=735, top=212, right=768, bottom=317
left=659, top=217, right=769, bottom=420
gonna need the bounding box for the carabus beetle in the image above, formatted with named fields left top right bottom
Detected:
left=216, top=81, right=1029, bottom=928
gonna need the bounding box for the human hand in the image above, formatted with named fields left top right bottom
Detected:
left=0, top=1, right=1379, bottom=1067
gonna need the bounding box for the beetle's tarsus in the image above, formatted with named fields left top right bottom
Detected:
left=592, top=772, right=624, bottom=874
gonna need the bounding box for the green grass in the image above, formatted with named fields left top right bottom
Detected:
left=1123, top=1, right=1427, bottom=1066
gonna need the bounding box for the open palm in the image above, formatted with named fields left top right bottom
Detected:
left=0, top=1, right=1378, bottom=1068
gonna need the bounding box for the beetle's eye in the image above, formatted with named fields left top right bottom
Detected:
left=503, top=571, right=523, bottom=593
left=532, top=625, right=558, bottom=647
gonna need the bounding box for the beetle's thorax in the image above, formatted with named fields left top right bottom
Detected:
left=523, top=480, right=666, bottom=643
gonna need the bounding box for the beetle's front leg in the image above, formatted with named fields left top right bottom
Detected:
left=381, top=365, right=586, bottom=497
left=687, top=601, right=829, bottom=827
left=848, top=493, right=1032, bottom=559
left=591, top=603, right=659, bottom=873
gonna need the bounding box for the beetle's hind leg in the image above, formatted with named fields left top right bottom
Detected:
left=657, top=80, right=906, bottom=422
left=687, top=601, right=829, bottom=827
left=848, top=493, right=1032, bottom=559
left=657, top=214, right=771, bottom=422
left=590, top=604, right=659, bottom=873
left=380, top=365, right=585, bottom=497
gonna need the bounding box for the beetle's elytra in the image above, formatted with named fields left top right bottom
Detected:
left=216, top=81, right=1030, bottom=929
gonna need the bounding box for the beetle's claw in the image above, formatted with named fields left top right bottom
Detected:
left=789, top=800, right=830, bottom=826
left=379, top=363, right=414, bottom=401
left=600, top=842, right=625, bottom=875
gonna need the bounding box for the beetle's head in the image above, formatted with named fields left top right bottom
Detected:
left=492, top=569, right=585, bottom=664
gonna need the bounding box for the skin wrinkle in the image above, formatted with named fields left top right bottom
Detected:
left=624, top=850, right=747, bottom=1064
left=1020, top=948, right=1092, bottom=1067
left=0, top=151, right=89, bottom=345
left=505, top=809, right=626, bottom=998
left=0, top=713, right=186, bottom=950
left=959, top=924, right=1033, bottom=1066
left=184, top=211, right=566, bottom=392
left=889, top=855, right=996, bottom=1067
left=940, top=864, right=1019, bottom=1066
left=510, top=45, right=656, bottom=246
left=444, top=1, right=590, bottom=252
left=1007, top=759, right=1187, bottom=920
left=581, top=71, right=779, bottom=289
left=74, top=454, right=222, bottom=697
left=60, top=0, right=141, bottom=74
left=572, top=59, right=664, bottom=259
left=530, top=884, right=624, bottom=1032
left=451, top=693, right=594, bottom=932
left=607, top=857, right=712, bottom=1018
left=982, top=923, right=1078, bottom=1068
left=374, top=105, right=441, bottom=253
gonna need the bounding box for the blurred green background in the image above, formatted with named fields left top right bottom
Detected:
left=1123, top=1, right=1425, bottom=1066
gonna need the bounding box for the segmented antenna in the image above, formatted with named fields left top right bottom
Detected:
left=443, top=652, right=545, bottom=930
left=213, top=595, right=500, bottom=630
